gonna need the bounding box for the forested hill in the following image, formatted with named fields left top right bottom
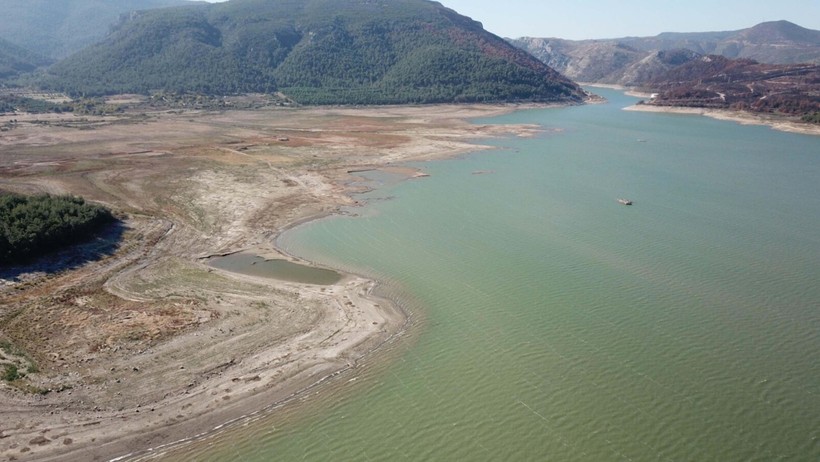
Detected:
left=42, top=0, right=587, bottom=105
left=0, top=39, right=52, bottom=80
left=0, top=0, right=192, bottom=59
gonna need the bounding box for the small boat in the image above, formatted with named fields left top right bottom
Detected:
left=618, top=198, right=633, bottom=206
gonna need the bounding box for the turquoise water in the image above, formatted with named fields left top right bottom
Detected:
left=167, top=89, right=820, bottom=461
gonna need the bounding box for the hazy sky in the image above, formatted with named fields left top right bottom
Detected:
left=199, top=0, right=820, bottom=40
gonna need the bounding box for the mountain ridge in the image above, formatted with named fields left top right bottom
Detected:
left=0, top=38, right=52, bottom=80
left=41, top=0, right=587, bottom=105
left=0, top=0, right=194, bottom=59
left=512, top=21, right=820, bottom=86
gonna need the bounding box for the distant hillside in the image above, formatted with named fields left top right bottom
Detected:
left=513, top=37, right=699, bottom=86
left=0, top=38, right=52, bottom=81
left=642, top=55, right=820, bottom=119
left=512, top=21, right=820, bottom=86
left=620, top=49, right=703, bottom=86
left=42, top=0, right=586, bottom=105
left=621, top=21, right=820, bottom=64
left=0, top=0, right=191, bottom=59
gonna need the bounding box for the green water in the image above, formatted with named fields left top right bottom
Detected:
left=208, top=252, right=341, bottom=285
left=166, top=89, right=820, bottom=461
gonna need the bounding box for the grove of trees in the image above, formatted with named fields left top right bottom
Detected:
left=0, top=193, right=114, bottom=264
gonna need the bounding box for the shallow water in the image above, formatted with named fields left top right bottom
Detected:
left=167, top=89, right=820, bottom=461
left=207, top=252, right=341, bottom=285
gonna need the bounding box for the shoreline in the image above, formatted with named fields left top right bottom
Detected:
left=586, top=84, right=820, bottom=134
left=7, top=232, right=408, bottom=462
left=624, top=104, right=820, bottom=136
left=0, top=103, right=548, bottom=461
left=125, top=265, right=415, bottom=462
left=128, top=223, right=421, bottom=461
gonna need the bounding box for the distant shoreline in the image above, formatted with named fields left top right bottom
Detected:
left=583, top=83, right=820, bottom=136
left=624, top=104, right=820, bottom=136
left=580, top=83, right=654, bottom=100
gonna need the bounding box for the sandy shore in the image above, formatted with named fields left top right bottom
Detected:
left=624, top=104, right=820, bottom=136
left=0, top=103, right=548, bottom=461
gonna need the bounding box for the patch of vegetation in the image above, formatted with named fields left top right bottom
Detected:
left=802, top=112, right=820, bottom=123
left=0, top=340, right=40, bottom=387
left=3, top=363, right=20, bottom=382
left=0, top=340, right=27, bottom=360
left=0, top=95, right=73, bottom=114
left=0, top=193, right=115, bottom=265
left=145, top=91, right=292, bottom=110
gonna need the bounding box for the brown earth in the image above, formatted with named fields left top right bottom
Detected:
left=0, top=103, right=545, bottom=461
left=641, top=56, right=820, bottom=120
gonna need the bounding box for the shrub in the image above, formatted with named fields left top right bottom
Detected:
left=3, top=364, right=20, bottom=382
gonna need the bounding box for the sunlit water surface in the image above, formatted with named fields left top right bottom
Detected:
left=162, top=89, right=819, bottom=461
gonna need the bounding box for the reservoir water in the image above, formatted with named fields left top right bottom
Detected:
left=166, top=89, right=820, bottom=461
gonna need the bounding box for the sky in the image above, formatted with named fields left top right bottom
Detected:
left=199, top=0, right=820, bottom=40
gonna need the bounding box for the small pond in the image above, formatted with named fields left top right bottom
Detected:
left=208, top=253, right=342, bottom=285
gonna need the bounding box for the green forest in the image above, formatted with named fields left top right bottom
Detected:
left=802, top=112, right=820, bottom=123
left=39, top=0, right=584, bottom=105
left=0, top=95, right=73, bottom=114
left=0, top=193, right=114, bottom=264
left=0, top=37, right=51, bottom=80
